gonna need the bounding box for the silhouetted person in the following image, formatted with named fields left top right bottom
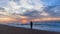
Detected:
left=30, top=21, right=33, bottom=29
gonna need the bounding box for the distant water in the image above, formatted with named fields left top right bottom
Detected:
left=1, top=21, right=60, bottom=32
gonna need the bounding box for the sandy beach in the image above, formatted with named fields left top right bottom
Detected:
left=0, top=24, right=60, bottom=34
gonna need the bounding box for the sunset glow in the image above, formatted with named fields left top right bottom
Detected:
left=0, top=17, right=18, bottom=24
left=31, top=18, right=60, bottom=22
left=20, top=19, right=29, bottom=24
left=0, top=17, right=60, bottom=24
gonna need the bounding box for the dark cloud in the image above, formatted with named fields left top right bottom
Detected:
left=44, top=5, right=60, bottom=17
left=22, top=10, right=48, bottom=18
left=0, top=7, right=4, bottom=11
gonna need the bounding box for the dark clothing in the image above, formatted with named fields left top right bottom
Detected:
left=30, top=21, right=33, bottom=29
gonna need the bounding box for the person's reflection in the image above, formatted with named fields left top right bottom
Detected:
left=30, top=21, right=33, bottom=29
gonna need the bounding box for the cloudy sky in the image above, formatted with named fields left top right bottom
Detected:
left=0, top=0, right=60, bottom=23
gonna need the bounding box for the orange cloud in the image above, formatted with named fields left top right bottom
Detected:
left=0, top=15, right=60, bottom=24
left=16, top=15, right=28, bottom=19
left=31, top=17, right=60, bottom=22
left=18, top=17, right=60, bottom=24
left=0, top=17, right=18, bottom=23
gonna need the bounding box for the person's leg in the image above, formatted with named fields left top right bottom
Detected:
left=31, top=21, right=33, bottom=29
left=31, top=24, right=32, bottom=29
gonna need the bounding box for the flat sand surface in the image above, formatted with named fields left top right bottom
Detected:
left=0, top=24, right=60, bottom=34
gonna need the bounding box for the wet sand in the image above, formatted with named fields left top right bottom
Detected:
left=0, top=24, right=60, bottom=34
